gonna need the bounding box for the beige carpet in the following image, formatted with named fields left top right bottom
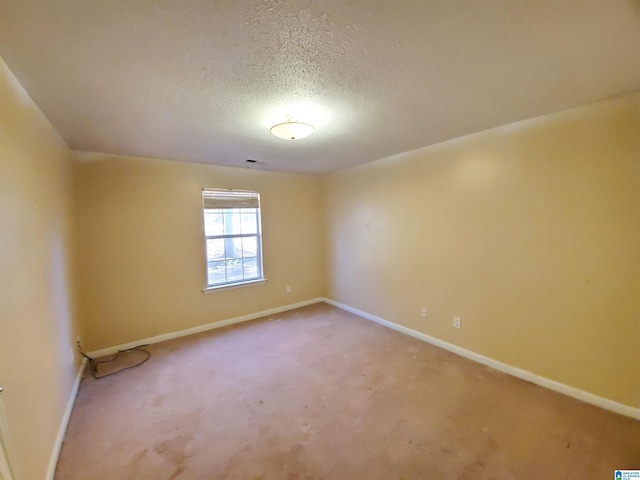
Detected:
left=55, top=303, right=639, bottom=479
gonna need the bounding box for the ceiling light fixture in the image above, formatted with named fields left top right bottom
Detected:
left=270, top=115, right=315, bottom=140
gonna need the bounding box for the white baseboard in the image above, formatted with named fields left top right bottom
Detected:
left=322, top=298, right=640, bottom=421
left=87, top=297, right=324, bottom=358
left=46, top=357, right=87, bottom=480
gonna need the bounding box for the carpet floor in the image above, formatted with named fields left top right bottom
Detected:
left=55, top=302, right=639, bottom=479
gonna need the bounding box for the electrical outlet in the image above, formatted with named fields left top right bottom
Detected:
left=285, top=285, right=292, bottom=294
left=453, top=317, right=462, bottom=329
left=420, top=307, right=428, bottom=318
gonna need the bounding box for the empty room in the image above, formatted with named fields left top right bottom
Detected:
left=1, top=1, right=639, bottom=479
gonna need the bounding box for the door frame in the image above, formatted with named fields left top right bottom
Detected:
left=0, top=395, right=16, bottom=480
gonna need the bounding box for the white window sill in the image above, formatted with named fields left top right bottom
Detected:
left=202, top=278, right=268, bottom=294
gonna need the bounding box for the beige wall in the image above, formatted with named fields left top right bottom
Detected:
left=74, top=154, right=325, bottom=352
left=0, top=57, right=80, bottom=479
left=323, top=92, right=640, bottom=408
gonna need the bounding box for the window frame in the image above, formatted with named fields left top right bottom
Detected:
left=201, top=189, right=266, bottom=292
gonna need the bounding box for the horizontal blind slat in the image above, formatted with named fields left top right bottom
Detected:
left=202, top=188, right=260, bottom=209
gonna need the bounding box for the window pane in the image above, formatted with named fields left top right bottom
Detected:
left=224, top=237, right=243, bottom=260
left=243, top=257, right=259, bottom=279
left=206, top=238, right=225, bottom=261
left=202, top=191, right=264, bottom=288
left=226, top=259, right=243, bottom=282
left=207, top=261, right=226, bottom=285
left=204, top=211, right=223, bottom=236
left=223, top=210, right=241, bottom=235
left=241, top=210, right=257, bottom=234
left=242, top=236, right=257, bottom=257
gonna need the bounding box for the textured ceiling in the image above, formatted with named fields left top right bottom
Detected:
left=1, top=1, right=639, bottom=175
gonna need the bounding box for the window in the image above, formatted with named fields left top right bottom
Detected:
left=202, top=189, right=264, bottom=289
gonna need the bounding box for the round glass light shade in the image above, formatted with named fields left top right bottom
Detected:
left=270, top=121, right=315, bottom=140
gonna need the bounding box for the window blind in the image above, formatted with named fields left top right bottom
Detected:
left=202, top=189, right=260, bottom=209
